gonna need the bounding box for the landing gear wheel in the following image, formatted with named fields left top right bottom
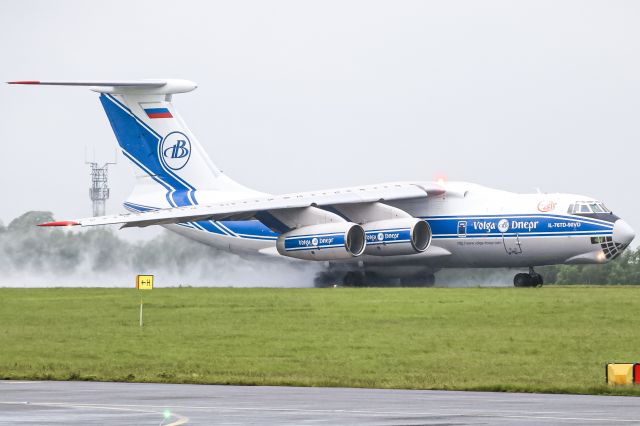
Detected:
left=362, top=272, right=386, bottom=286
left=513, top=273, right=531, bottom=287
left=528, top=267, right=544, bottom=287
left=343, top=271, right=366, bottom=287
left=513, top=271, right=544, bottom=287
left=531, top=273, right=543, bottom=287
left=313, top=270, right=343, bottom=287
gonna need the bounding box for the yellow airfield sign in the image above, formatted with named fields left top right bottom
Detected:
left=136, top=275, right=154, bottom=290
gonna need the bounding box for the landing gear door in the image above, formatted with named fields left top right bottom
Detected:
left=498, top=219, right=523, bottom=255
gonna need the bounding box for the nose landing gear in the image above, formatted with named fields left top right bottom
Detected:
left=513, top=267, right=543, bottom=287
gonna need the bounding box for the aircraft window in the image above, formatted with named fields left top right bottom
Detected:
left=579, top=204, right=591, bottom=213
left=591, top=203, right=604, bottom=213
left=567, top=204, right=575, bottom=214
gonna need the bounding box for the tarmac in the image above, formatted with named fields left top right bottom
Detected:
left=1, top=380, right=639, bottom=425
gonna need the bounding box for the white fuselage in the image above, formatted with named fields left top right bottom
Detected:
left=154, top=181, right=628, bottom=270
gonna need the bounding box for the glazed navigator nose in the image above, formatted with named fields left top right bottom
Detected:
left=613, top=219, right=635, bottom=246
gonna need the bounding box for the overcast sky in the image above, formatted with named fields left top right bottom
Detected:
left=0, top=0, right=638, bottom=243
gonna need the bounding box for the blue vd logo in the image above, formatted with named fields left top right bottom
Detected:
left=160, top=132, right=191, bottom=170
left=164, top=140, right=189, bottom=159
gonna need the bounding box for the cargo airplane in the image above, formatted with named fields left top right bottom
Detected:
left=10, top=79, right=635, bottom=287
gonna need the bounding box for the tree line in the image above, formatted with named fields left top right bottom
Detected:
left=539, top=248, right=640, bottom=285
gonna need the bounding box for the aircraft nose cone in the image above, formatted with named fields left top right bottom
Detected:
left=613, top=220, right=635, bottom=246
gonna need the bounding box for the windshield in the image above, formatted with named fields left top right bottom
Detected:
left=567, top=201, right=611, bottom=214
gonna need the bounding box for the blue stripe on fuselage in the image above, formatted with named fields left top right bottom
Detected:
left=425, top=214, right=613, bottom=239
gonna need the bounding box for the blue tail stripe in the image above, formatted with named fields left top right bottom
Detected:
left=100, top=94, right=196, bottom=207
left=104, top=94, right=197, bottom=205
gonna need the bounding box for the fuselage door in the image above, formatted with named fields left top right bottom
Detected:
left=502, top=233, right=523, bottom=255
left=498, top=218, right=522, bottom=255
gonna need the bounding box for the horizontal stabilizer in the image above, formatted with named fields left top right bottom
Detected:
left=7, top=79, right=197, bottom=94
left=8, top=80, right=165, bottom=87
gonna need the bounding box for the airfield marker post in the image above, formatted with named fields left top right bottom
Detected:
left=136, top=275, right=154, bottom=327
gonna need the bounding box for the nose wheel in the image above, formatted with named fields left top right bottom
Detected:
left=514, top=268, right=544, bottom=287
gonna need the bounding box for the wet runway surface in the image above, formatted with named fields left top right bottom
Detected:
left=1, top=380, right=639, bottom=425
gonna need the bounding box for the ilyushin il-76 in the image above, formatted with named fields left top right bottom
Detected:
left=11, top=79, right=635, bottom=287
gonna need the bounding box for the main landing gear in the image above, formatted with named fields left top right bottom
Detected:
left=513, top=267, right=543, bottom=287
left=341, top=271, right=436, bottom=287
left=314, top=270, right=437, bottom=287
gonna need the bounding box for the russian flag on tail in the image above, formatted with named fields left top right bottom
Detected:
left=144, top=107, right=173, bottom=119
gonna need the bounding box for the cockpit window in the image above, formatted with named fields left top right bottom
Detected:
left=568, top=201, right=611, bottom=214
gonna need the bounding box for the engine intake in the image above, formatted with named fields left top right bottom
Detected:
left=276, top=223, right=366, bottom=260
left=363, top=218, right=431, bottom=256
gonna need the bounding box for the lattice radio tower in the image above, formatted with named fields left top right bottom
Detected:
left=86, top=149, right=117, bottom=217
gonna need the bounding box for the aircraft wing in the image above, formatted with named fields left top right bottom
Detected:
left=39, top=182, right=444, bottom=229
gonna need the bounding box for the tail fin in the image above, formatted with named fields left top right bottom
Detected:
left=9, top=79, right=258, bottom=209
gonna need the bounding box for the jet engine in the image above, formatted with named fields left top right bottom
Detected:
left=363, top=218, right=431, bottom=256
left=276, top=222, right=366, bottom=260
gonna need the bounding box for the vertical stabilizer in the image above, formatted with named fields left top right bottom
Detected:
left=9, top=79, right=260, bottom=209
left=100, top=91, right=257, bottom=208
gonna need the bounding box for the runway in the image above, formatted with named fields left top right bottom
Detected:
left=1, top=381, right=639, bottom=425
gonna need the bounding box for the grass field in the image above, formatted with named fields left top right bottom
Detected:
left=1, top=287, right=639, bottom=396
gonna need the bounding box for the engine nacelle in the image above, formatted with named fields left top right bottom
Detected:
left=276, top=223, right=366, bottom=261
left=363, top=218, right=431, bottom=256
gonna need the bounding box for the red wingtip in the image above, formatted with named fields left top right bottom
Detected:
left=7, top=80, right=40, bottom=85
left=38, top=220, right=80, bottom=227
